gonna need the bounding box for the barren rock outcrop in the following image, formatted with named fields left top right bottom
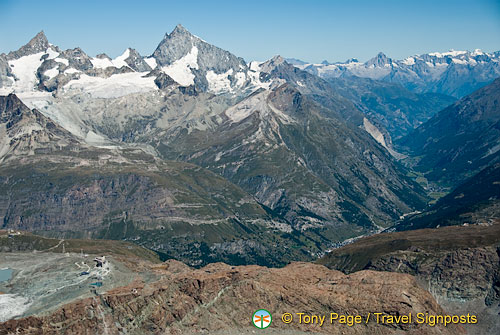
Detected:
left=1, top=261, right=464, bottom=335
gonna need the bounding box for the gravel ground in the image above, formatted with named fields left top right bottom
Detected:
left=0, top=252, right=137, bottom=321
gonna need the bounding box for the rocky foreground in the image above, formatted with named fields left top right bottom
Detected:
left=318, top=222, right=500, bottom=334
left=1, top=258, right=465, bottom=335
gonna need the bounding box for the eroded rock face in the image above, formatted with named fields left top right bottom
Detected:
left=6, top=31, right=49, bottom=60
left=0, top=55, right=13, bottom=87
left=1, top=262, right=464, bottom=335
left=318, top=224, right=500, bottom=334
left=366, top=246, right=500, bottom=305
left=319, top=224, right=500, bottom=307
left=123, top=48, right=152, bottom=72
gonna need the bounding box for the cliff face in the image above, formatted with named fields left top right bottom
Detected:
left=0, top=164, right=263, bottom=233
left=366, top=246, right=500, bottom=304
left=363, top=246, right=500, bottom=335
left=319, top=223, right=500, bottom=303
left=318, top=223, right=500, bottom=334
left=1, top=261, right=463, bottom=335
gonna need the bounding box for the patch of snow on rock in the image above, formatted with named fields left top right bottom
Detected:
left=206, top=69, right=233, bottom=93
left=249, top=61, right=262, bottom=72
left=44, top=67, right=59, bottom=80
left=54, top=58, right=69, bottom=66
left=45, top=47, right=59, bottom=60
left=64, top=68, right=80, bottom=74
left=161, top=45, right=199, bottom=86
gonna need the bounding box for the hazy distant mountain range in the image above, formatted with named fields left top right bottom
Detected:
left=290, top=49, right=500, bottom=98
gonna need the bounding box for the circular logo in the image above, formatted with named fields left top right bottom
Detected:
left=252, top=309, right=272, bottom=329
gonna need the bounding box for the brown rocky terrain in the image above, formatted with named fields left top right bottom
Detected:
left=1, top=259, right=466, bottom=335
left=318, top=222, right=500, bottom=334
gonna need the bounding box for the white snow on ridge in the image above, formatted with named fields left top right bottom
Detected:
left=112, top=49, right=131, bottom=68
left=45, top=47, right=59, bottom=60
left=249, top=61, right=263, bottom=72
left=247, top=69, right=271, bottom=90
left=91, top=49, right=132, bottom=70
left=350, top=66, right=391, bottom=80
left=90, top=57, right=114, bottom=69
left=161, top=45, right=199, bottom=86
left=402, top=57, right=415, bottom=65
left=472, top=49, right=484, bottom=56
left=315, top=64, right=342, bottom=77
left=235, top=71, right=246, bottom=87
left=63, top=72, right=157, bottom=98
left=64, top=68, right=80, bottom=74
left=428, top=50, right=467, bottom=57
left=293, top=64, right=309, bottom=70
left=289, top=49, right=497, bottom=80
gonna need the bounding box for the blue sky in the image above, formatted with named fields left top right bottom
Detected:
left=1, top=0, right=499, bottom=63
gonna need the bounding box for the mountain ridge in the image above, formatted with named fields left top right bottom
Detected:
left=0, top=26, right=495, bottom=268
left=0, top=93, right=327, bottom=267
left=294, top=49, right=500, bottom=98
left=397, top=78, right=500, bottom=188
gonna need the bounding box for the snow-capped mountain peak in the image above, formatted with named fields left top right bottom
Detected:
left=151, top=25, right=267, bottom=94
left=152, top=25, right=201, bottom=67
left=258, top=55, right=286, bottom=73
left=0, top=25, right=278, bottom=150
left=366, top=52, right=393, bottom=67
left=0, top=25, right=275, bottom=102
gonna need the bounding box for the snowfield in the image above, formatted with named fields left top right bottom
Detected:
left=62, top=72, right=157, bottom=99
